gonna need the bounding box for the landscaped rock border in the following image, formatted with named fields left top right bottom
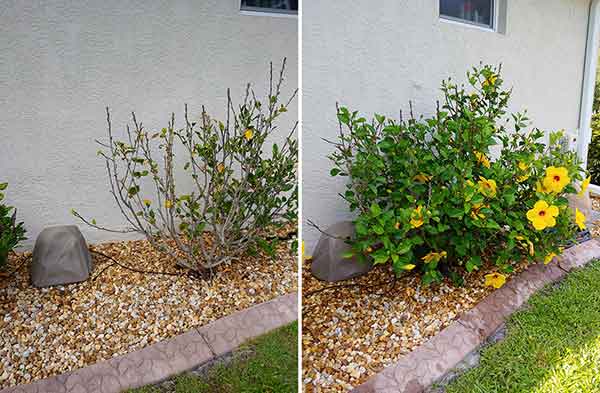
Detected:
left=0, top=293, right=297, bottom=393
left=351, top=239, right=600, bottom=393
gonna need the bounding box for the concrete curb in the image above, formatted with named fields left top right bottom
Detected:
left=351, top=239, right=600, bottom=393
left=1, top=292, right=298, bottom=393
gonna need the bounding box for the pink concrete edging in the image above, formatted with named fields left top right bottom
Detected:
left=1, top=292, right=298, bottom=393
left=352, top=239, right=600, bottom=393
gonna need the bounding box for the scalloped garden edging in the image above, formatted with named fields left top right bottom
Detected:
left=0, top=292, right=297, bottom=393
left=351, top=239, right=600, bottom=393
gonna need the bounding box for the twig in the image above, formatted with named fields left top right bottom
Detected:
left=306, top=219, right=348, bottom=241
left=89, top=249, right=191, bottom=280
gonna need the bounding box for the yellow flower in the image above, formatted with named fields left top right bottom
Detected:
left=484, top=272, right=506, bottom=289
left=466, top=179, right=475, bottom=187
left=217, top=163, right=225, bottom=173
left=518, top=161, right=529, bottom=171
left=478, top=176, right=497, bottom=198
left=517, top=162, right=530, bottom=182
left=526, top=200, right=559, bottom=230
left=410, top=205, right=425, bottom=228
left=413, top=173, right=432, bottom=183
left=422, top=251, right=447, bottom=264
left=244, top=128, right=254, bottom=141
left=575, top=208, right=586, bottom=230
left=542, top=166, right=570, bottom=193
left=515, top=236, right=535, bottom=256
left=544, top=253, right=557, bottom=265
left=470, top=203, right=488, bottom=220
left=402, top=264, right=416, bottom=271
left=475, top=151, right=491, bottom=168
left=536, top=181, right=550, bottom=194
left=394, top=222, right=400, bottom=230
left=579, top=176, right=591, bottom=197
left=143, top=199, right=152, bottom=207
left=165, top=200, right=173, bottom=209
left=482, top=74, right=498, bottom=88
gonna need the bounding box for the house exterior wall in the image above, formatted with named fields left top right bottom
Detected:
left=0, top=0, right=297, bottom=248
left=302, top=0, right=590, bottom=250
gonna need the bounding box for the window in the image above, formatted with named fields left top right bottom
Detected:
left=440, top=0, right=494, bottom=29
left=241, top=0, right=298, bottom=14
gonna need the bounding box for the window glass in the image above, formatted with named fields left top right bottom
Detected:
left=440, top=0, right=494, bottom=28
left=241, top=0, right=298, bottom=13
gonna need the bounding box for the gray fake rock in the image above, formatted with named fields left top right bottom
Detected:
left=310, top=221, right=373, bottom=282
left=31, top=225, right=93, bottom=287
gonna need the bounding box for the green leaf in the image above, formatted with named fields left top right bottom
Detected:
left=466, top=256, right=482, bottom=272
left=0, top=183, right=7, bottom=191
left=370, top=203, right=382, bottom=217
left=447, top=208, right=464, bottom=218
left=341, top=251, right=354, bottom=259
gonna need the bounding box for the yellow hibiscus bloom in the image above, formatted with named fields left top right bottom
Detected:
left=578, top=176, right=591, bottom=197
left=164, top=200, right=173, bottom=209
left=478, top=176, right=497, bottom=198
left=515, top=235, right=535, bottom=256
left=482, top=74, right=498, bottom=88
left=542, top=166, right=570, bottom=193
left=244, top=128, right=254, bottom=141
left=413, top=173, right=432, bottom=183
left=536, top=181, right=550, bottom=194
left=517, top=162, right=530, bottom=182
left=575, top=208, right=586, bottom=230
left=475, top=151, right=491, bottom=168
left=544, top=253, right=557, bottom=265
left=422, top=251, right=447, bottom=264
left=484, top=272, right=506, bottom=289
left=526, top=200, right=559, bottom=230
left=518, top=161, right=529, bottom=171
left=410, top=205, right=425, bottom=228
left=471, top=203, right=488, bottom=220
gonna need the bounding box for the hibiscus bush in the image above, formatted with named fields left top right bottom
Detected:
left=73, top=61, right=297, bottom=272
left=329, top=64, right=589, bottom=286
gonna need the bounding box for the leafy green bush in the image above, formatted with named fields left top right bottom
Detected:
left=587, top=113, right=600, bottom=184
left=74, top=61, right=297, bottom=272
left=0, top=182, right=27, bottom=269
left=329, top=65, right=587, bottom=286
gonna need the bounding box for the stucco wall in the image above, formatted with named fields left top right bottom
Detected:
left=302, top=0, right=590, bottom=251
left=0, top=0, right=297, bottom=248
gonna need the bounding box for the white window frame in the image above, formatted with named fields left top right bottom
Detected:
left=439, top=0, right=498, bottom=32
left=239, top=0, right=297, bottom=18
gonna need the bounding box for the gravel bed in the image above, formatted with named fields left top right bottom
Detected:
left=0, top=237, right=297, bottom=389
left=301, top=258, right=528, bottom=392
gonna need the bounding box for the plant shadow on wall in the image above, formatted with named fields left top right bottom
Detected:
left=327, top=64, right=589, bottom=287
left=72, top=59, right=298, bottom=275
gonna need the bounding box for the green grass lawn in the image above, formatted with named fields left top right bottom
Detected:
left=129, top=322, right=297, bottom=393
left=446, top=260, right=600, bottom=393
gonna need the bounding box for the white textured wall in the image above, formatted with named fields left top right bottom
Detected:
left=0, top=0, right=297, bottom=248
left=302, top=0, right=590, bottom=250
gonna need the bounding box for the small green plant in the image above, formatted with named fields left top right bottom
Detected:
left=0, top=182, right=27, bottom=269
left=329, top=64, right=587, bottom=286
left=74, top=60, right=297, bottom=273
